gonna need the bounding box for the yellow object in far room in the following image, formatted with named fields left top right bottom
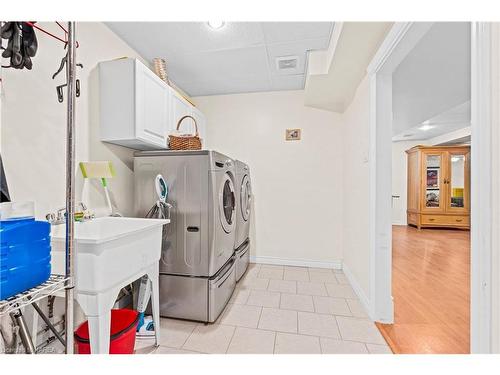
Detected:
left=452, top=188, right=464, bottom=198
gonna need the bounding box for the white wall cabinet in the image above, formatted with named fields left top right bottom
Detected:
left=170, top=89, right=193, bottom=133
left=191, top=107, right=206, bottom=144
left=99, top=58, right=169, bottom=150
left=99, top=58, right=205, bottom=150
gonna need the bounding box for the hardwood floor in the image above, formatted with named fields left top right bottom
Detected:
left=376, top=225, right=470, bottom=354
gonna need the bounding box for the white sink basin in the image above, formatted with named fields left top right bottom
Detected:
left=50, top=217, right=169, bottom=293
left=51, top=216, right=168, bottom=246
left=50, top=216, right=168, bottom=353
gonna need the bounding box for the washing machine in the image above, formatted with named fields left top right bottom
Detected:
left=134, top=150, right=237, bottom=322
left=233, top=160, right=252, bottom=281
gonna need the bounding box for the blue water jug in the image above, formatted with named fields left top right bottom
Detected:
left=0, top=217, right=51, bottom=300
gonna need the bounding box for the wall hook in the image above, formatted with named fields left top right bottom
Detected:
left=53, top=51, right=83, bottom=103
left=56, top=79, right=80, bottom=103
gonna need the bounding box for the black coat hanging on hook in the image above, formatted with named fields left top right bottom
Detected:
left=1, top=22, right=38, bottom=70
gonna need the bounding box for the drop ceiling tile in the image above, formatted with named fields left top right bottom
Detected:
left=107, top=22, right=266, bottom=57
left=270, top=74, right=305, bottom=91
left=267, top=38, right=330, bottom=57
left=106, top=22, right=334, bottom=96
left=262, top=22, right=333, bottom=44
left=186, top=75, right=272, bottom=96
left=168, top=46, right=270, bottom=83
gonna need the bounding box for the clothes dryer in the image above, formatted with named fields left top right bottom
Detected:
left=134, top=150, right=237, bottom=322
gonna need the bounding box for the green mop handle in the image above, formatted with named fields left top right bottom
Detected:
left=101, top=178, right=114, bottom=214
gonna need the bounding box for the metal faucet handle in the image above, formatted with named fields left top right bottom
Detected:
left=56, top=207, right=66, bottom=221
left=46, top=202, right=89, bottom=224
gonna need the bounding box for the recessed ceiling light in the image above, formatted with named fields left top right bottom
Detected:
left=207, top=21, right=225, bottom=30
left=419, top=124, right=434, bottom=131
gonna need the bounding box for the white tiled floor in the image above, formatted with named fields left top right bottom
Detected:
left=135, top=263, right=392, bottom=354
left=280, top=293, right=315, bottom=312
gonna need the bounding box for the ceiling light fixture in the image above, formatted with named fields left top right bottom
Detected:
left=207, top=21, right=225, bottom=30
left=419, top=124, right=434, bottom=131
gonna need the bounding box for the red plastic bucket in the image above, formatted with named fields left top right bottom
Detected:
left=74, top=309, right=140, bottom=354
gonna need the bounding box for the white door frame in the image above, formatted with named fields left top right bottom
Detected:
left=470, top=22, right=496, bottom=354
left=367, top=22, right=495, bottom=352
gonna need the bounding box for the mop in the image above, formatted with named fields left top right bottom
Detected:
left=79, top=161, right=121, bottom=217
left=136, top=174, right=171, bottom=337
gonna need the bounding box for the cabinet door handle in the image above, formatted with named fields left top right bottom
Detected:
left=456, top=219, right=463, bottom=222
left=429, top=218, right=435, bottom=221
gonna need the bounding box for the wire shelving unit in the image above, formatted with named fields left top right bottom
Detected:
left=0, top=21, right=77, bottom=354
left=0, top=275, right=70, bottom=316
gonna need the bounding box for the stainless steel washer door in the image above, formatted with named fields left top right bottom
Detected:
left=240, top=174, right=251, bottom=222
left=219, top=172, right=236, bottom=234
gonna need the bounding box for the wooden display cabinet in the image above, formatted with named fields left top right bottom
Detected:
left=406, top=145, right=470, bottom=230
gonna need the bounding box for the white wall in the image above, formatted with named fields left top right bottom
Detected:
left=1, top=22, right=145, bottom=219
left=194, top=90, right=344, bottom=267
left=340, top=76, right=371, bottom=298
left=392, top=22, right=471, bottom=135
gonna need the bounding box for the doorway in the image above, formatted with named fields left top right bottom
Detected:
left=367, top=22, right=495, bottom=353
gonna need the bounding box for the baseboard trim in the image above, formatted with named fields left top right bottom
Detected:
left=249, top=255, right=342, bottom=270
left=342, top=263, right=373, bottom=320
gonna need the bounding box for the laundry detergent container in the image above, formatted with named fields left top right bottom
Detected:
left=0, top=208, right=52, bottom=300
left=74, top=309, right=140, bottom=354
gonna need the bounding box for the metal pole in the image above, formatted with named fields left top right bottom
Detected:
left=64, top=21, right=77, bottom=355
left=12, top=310, right=36, bottom=354
left=31, top=301, right=66, bottom=347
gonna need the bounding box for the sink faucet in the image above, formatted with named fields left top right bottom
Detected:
left=46, top=202, right=94, bottom=225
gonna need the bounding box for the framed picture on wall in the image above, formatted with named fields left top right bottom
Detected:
left=285, top=128, right=301, bottom=141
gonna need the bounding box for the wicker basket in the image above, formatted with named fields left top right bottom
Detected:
left=168, top=115, right=202, bottom=150
left=153, top=58, right=170, bottom=85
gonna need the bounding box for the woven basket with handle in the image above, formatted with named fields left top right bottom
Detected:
left=168, top=115, right=202, bottom=150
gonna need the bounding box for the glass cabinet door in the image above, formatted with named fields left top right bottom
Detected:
left=447, top=152, right=469, bottom=212
left=423, top=153, right=444, bottom=212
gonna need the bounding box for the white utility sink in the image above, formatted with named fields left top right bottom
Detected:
left=51, top=216, right=167, bottom=245
left=50, top=216, right=169, bottom=353
left=51, top=217, right=168, bottom=292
